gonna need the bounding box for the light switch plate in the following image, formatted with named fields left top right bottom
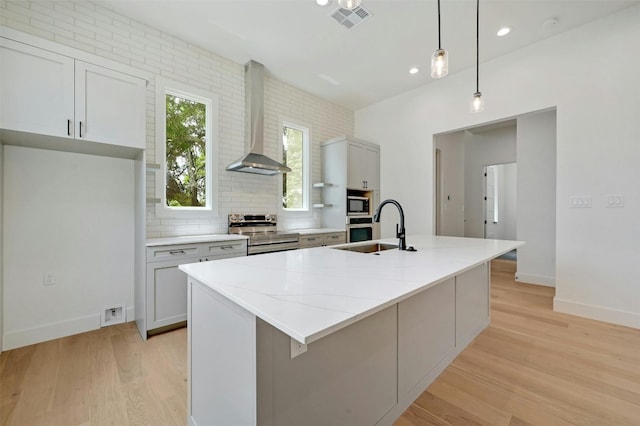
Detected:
left=570, top=196, right=592, bottom=208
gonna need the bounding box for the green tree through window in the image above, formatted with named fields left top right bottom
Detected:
left=165, top=94, right=207, bottom=207
left=282, top=125, right=305, bottom=209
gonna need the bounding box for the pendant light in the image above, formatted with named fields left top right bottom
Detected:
left=431, top=0, right=448, bottom=79
left=338, top=0, right=361, bottom=10
left=470, top=0, right=484, bottom=112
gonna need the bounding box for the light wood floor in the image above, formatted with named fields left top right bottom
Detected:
left=2, top=260, right=639, bottom=425
left=395, top=260, right=640, bottom=426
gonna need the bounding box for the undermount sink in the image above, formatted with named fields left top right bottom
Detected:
left=333, top=242, right=398, bottom=254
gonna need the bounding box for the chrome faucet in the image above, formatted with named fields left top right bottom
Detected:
left=373, top=199, right=407, bottom=251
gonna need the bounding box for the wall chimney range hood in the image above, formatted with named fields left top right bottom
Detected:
left=226, top=60, right=291, bottom=175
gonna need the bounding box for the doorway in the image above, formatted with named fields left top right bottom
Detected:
left=433, top=109, right=557, bottom=287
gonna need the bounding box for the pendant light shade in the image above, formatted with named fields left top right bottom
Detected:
left=431, top=0, right=448, bottom=79
left=471, top=0, right=483, bottom=113
left=338, top=0, right=361, bottom=10
left=470, top=92, right=484, bottom=113
left=431, top=49, right=448, bottom=79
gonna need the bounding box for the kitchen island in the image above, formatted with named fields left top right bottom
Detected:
left=179, top=235, right=522, bottom=426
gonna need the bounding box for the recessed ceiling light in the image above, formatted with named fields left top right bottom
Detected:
left=409, top=67, right=419, bottom=75
left=316, top=0, right=330, bottom=6
left=497, top=27, right=510, bottom=37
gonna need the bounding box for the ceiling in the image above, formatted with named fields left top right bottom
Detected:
left=95, top=0, right=638, bottom=110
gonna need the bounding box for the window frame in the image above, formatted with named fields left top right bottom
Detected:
left=279, top=119, right=311, bottom=215
left=154, top=77, right=218, bottom=218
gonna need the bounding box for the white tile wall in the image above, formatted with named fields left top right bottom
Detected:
left=1, top=0, right=355, bottom=236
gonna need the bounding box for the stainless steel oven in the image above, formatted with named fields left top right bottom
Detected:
left=346, top=216, right=379, bottom=243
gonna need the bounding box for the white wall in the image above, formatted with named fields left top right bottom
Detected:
left=355, top=6, right=640, bottom=328
left=3, top=146, right=134, bottom=349
left=435, top=132, right=465, bottom=237
left=516, top=110, right=556, bottom=286
left=0, top=145, right=3, bottom=351
left=464, top=126, right=517, bottom=238
left=0, top=0, right=354, bottom=236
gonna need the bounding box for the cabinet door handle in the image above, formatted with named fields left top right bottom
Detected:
left=169, top=250, right=185, bottom=255
left=79, top=121, right=83, bottom=138
left=67, top=119, right=71, bottom=136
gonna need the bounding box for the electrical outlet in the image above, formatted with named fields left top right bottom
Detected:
left=290, top=337, right=308, bottom=359
left=44, top=272, right=56, bottom=286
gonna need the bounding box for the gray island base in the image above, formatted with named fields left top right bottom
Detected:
left=180, top=235, right=523, bottom=426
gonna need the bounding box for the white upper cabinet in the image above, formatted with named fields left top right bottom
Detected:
left=1, top=38, right=75, bottom=138
left=75, top=61, right=145, bottom=148
left=0, top=37, right=146, bottom=150
left=347, top=140, right=380, bottom=190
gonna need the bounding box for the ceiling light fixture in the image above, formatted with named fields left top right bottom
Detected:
left=316, top=0, right=330, bottom=6
left=497, top=27, right=510, bottom=37
left=430, top=0, right=448, bottom=79
left=338, top=0, right=361, bottom=10
left=409, top=67, right=419, bottom=75
left=471, top=0, right=484, bottom=113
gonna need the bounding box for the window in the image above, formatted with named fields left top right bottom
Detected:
left=155, top=78, right=217, bottom=216
left=281, top=122, right=309, bottom=211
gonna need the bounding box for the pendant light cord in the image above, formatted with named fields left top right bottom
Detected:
left=437, top=0, right=442, bottom=50
left=476, top=0, right=480, bottom=93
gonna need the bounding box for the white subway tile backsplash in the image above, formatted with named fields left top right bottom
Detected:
left=2, top=0, right=354, bottom=237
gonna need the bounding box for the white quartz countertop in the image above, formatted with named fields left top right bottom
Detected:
left=179, top=235, right=523, bottom=344
left=286, top=228, right=345, bottom=235
left=146, top=234, right=248, bottom=247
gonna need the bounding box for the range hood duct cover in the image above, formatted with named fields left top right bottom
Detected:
left=226, top=60, right=291, bottom=175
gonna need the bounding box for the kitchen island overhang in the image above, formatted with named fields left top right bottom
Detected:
left=180, top=235, right=523, bottom=426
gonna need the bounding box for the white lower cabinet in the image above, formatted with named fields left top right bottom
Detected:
left=298, top=232, right=346, bottom=248
left=145, top=239, right=247, bottom=336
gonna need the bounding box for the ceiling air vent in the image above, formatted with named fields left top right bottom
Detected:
left=330, top=5, right=372, bottom=30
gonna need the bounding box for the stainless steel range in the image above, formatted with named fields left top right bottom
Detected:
left=228, top=214, right=299, bottom=255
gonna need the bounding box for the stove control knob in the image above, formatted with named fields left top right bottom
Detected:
left=229, top=214, right=239, bottom=223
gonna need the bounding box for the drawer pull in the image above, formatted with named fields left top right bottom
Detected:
left=307, top=238, right=316, bottom=241
left=169, top=250, right=186, bottom=255
left=220, top=245, right=235, bottom=250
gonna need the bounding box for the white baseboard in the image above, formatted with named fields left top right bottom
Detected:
left=2, top=307, right=137, bottom=351
left=515, top=272, right=555, bottom=287
left=126, top=305, right=135, bottom=324
left=553, top=298, right=640, bottom=329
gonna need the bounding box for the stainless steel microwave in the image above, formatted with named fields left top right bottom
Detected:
left=347, top=196, right=370, bottom=215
